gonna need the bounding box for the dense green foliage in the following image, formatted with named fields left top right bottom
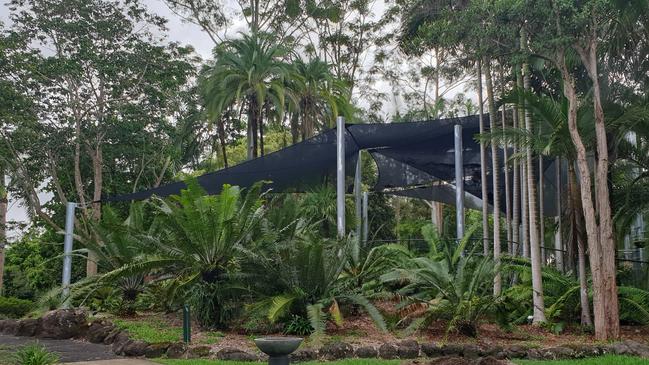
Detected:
left=0, top=296, right=33, bottom=319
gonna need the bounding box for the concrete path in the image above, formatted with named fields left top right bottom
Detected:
left=0, top=334, right=121, bottom=363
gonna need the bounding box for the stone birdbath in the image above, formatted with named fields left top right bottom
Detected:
left=254, top=337, right=303, bottom=365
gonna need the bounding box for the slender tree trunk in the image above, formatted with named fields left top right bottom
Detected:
left=217, top=116, right=229, bottom=168
left=539, top=156, right=545, bottom=264
left=555, top=158, right=563, bottom=271
left=431, top=202, right=444, bottom=235
left=576, top=38, right=619, bottom=340
left=512, top=107, right=520, bottom=256
left=521, top=28, right=546, bottom=322
left=569, top=162, right=593, bottom=327
left=500, top=65, right=512, bottom=255
left=558, top=45, right=617, bottom=339
left=0, top=166, right=7, bottom=293
left=484, top=59, right=502, bottom=296
left=517, top=71, right=529, bottom=258
left=477, top=60, right=490, bottom=255
left=291, top=113, right=299, bottom=144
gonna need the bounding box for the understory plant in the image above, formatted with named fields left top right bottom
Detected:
left=381, top=224, right=496, bottom=337
left=11, top=344, right=58, bottom=365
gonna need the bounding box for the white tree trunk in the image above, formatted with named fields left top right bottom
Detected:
left=0, top=167, right=6, bottom=293
left=484, top=59, right=502, bottom=296
left=522, top=28, right=546, bottom=323
left=477, top=60, right=490, bottom=255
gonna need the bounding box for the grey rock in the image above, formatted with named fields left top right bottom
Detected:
left=544, top=346, right=575, bottom=360
left=397, top=340, right=420, bottom=359
left=621, top=340, right=649, bottom=357
left=166, top=342, right=188, bottom=359
left=441, top=344, right=464, bottom=356
left=427, top=356, right=471, bottom=365
left=320, top=342, right=353, bottom=360
left=15, top=319, right=40, bottom=337
left=1, top=319, right=18, bottom=335
left=187, top=345, right=212, bottom=359
left=462, top=344, right=481, bottom=359
left=504, top=344, right=527, bottom=358
left=354, top=346, right=378, bottom=358
left=111, top=332, right=132, bottom=355
left=378, top=343, right=398, bottom=359
left=123, top=340, right=149, bottom=357
left=526, top=349, right=543, bottom=360
left=421, top=342, right=443, bottom=357
left=103, top=328, right=123, bottom=345
left=290, top=348, right=318, bottom=362
left=38, top=309, right=87, bottom=339
left=216, top=347, right=258, bottom=361
left=144, top=342, right=171, bottom=358
left=563, top=344, right=601, bottom=358
left=477, top=356, right=509, bottom=365
left=86, top=321, right=115, bottom=344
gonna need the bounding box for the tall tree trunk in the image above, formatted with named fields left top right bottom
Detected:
left=431, top=202, right=444, bottom=235
left=521, top=28, right=546, bottom=323
left=484, top=59, right=502, bottom=296
left=500, top=64, right=512, bottom=255
left=569, top=162, right=593, bottom=327
left=477, top=60, right=490, bottom=255
left=517, top=71, right=529, bottom=258
left=87, top=144, right=103, bottom=277
left=0, top=166, right=7, bottom=293
left=555, top=158, right=563, bottom=271
left=512, top=107, right=520, bottom=256
left=290, top=113, right=299, bottom=144
left=576, top=37, right=619, bottom=340
left=558, top=45, right=617, bottom=339
left=539, top=156, right=545, bottom=264
left=217, top=117, right=228, bottom=168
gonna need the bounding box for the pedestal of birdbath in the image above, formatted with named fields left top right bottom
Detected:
left=254, top=337, right=303, bottom=365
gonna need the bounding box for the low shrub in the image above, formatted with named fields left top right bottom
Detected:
left=0, top=297, right=34, bottom=319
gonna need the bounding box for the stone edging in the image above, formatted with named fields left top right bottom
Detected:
left=1, top=310, right=649, bottom=362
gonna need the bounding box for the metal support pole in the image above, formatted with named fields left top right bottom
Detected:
left=183, top=304, right=191, bottom=343
left=61, top=202, right=77, bottom=308
left=454, top=124, right=465, bottom=241
left=362, top=192, right=369, bottom=246
left=336, top=116, right=346, bottom=239
left=354, top=151, right=362, bottom=241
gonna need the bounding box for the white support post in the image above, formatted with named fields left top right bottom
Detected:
left=362, top=192, right=369, bottom=246
left=62, top=202, right=77, bottom=308
left=354, top=151, right=362, bottom=241
left=454, top=124, right=465, bottom=241
left=336, top=116, right=346, bottom=239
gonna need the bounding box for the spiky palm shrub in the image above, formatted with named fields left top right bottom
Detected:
left=63, top=203, right=152, bottom=314
left=250, top=235, right=386, bottom=336
left=502, top=256, right=649, bottom=327
left=381, top=226, right=496, bottom=337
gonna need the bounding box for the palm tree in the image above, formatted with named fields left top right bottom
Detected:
left=290, top=58, right=354, bottom=141
left=203, top=33, right=295, bottom=159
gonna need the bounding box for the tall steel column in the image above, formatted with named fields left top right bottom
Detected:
left=354, top=151, right=362, bottom=241
left=362, top=192, right=369, bottom=246
left=454, top=124, right=465, bottom=240
left=61, top=202, right=77, bottom=308
left=336, top=116, right=346, bottom=239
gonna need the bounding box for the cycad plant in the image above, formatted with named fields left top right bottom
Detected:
left=251, top=235, right=386, bottom=336
left=64, top=203, right=152, bottom=314
left=381, top=225, right=496, bottom=337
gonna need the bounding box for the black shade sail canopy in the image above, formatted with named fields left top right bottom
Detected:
left=106, top=115, right=560, bottom=216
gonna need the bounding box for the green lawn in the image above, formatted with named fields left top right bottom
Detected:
left=513, top=355, right=649, bottom=364
left=155, top=356, right=649, bottom=365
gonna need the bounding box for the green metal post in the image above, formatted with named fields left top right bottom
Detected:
left=183, top=304, right=191, bottom=343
